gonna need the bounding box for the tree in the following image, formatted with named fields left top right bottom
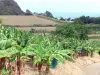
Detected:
left=59, top=17, right=65, bottom=21
left=44, top=11, right=54, bottom=18
left=25, top=9, right=33, bottom=15
left=33, top=12, right=38, bottom=16
left=75, top=16, right=100, bottom=24
left=56, top=21, right=89, bottom=40
left=67, top=17, right=71, bottom=21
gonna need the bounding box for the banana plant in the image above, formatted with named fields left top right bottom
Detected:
left=0, top=30, right=18, bottom=75
left=0, top=25, right=31, bottom=75
left=14, top=31, right=31, bottom=75
left=22, top=35, right=74, bottom=75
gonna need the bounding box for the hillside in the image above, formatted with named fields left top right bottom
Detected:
left=0, top=16, right=58, bottom=25
left=37, top=15, right=65, bottom=23
left=0, top=0, right=59, bottom=26
left=0, top=0, right=24, bottom=15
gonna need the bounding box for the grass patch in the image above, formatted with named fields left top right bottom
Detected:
left=37, top=15, right=65, bottom=23
left=3, top=24, right=57, bottom=27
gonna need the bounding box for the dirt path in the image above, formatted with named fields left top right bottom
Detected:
left=24, top=56, right=100, bottom=75
left=83, top=63, right=100, bottom=75
left=16, top=27, right=56, bottom=31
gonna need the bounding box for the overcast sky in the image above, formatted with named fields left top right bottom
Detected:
left=15, top=0, right=100, bottom=13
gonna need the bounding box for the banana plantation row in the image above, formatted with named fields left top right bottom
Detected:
left=0, top=25, right=100, bottom=75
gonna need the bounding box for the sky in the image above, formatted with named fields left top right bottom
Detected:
left=15, top=0, right=100, bottom=18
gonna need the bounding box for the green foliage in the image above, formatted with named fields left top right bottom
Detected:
left=56, top=22, right=89, bottom=40
left=86, top=24, right=100, bottom=34
left=23, top=35, right=74, bottom=65
left=0, top=24, right=100, bottom=74
left=75, top=16, right=100, bottom=24
left=0, top=19, right=2, bottom=24
left=44, top=11, right=54, bottom=18
left=1, top=67, right=10, bottom=75
left=37, top=15, right=65, bottom=23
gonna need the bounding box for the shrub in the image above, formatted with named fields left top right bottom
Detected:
left=56, top=21, right=89, bottom=40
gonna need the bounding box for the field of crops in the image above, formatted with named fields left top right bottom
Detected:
left=0, top=23, right=100, bottom=75
left=87, top=24, right=100, bottom=41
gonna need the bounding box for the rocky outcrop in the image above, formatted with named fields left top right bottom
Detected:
left=0, top=0, right=24, bottom=15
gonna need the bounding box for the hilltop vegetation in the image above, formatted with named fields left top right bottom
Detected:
left=75, top=16, right=100, bottom=24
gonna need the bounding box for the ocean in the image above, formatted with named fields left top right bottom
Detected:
left=52, top=12, right=100, bottom=18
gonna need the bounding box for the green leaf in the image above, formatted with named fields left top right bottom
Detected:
left=52, top=54, right=65, bottom=64
left=1, top=67, right=9, bottom=75
left=64, top=55, right=74, bottom=62
left=10, top=56, right=16, bottom=62
left=20, top=56, right=30, bottom=62
left=33, top=57, right=41, bottom=65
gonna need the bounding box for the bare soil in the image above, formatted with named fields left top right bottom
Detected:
left=88, top=34, right=100, bottom=36
left=88, top=34, right=100, bottom=41
left=24, top=61, right=85, bottom=75
left=83, top=63, right=100, bottom=75
left=0, top=16, right=58, bottom=25
left=89, top=39, right=100, bottom=41
left=23, top=56, right=100, bottom=75
left=16, top=27, right=56, bottom=31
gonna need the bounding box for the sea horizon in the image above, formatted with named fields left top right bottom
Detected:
left=52, top=12, right=100, bottom=18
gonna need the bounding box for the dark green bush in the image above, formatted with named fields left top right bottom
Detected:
left=56, top=21, right=89, bottom=40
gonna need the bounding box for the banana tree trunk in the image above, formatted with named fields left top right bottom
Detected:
left=0, top=58, right=3, bottom=74
left=17, top=55, right=24, bottom=75
left=90, top=50, right=93, bottom=57
left=0, top=59, right=2, bottom=70
left=10, top=61, right=17, bottom=75
left=37, top=63, right=42, bottom=75
left=0, top=58, right=6, bottom=74
left=6, top=58, right=12, bottom=75
left=0, top=58, right=11, bottom=74
left=4, top=57, right=15, bottom=75
left=45, top=64, right=50, bottom=75
left=17, top=60, right=24, bottom=75
left=29, top=56, right=34, bottom=62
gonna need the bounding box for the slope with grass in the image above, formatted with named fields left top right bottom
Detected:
left=37, top=15, right=65, bottom=23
